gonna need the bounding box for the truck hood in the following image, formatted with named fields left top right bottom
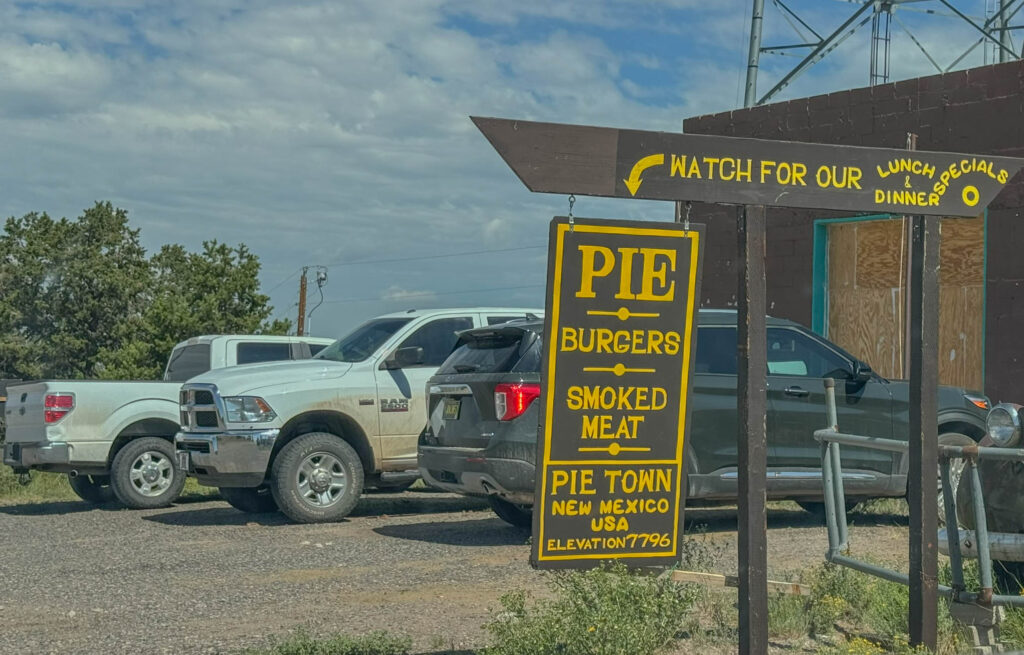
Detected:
left=187, top=359, right=353, bottom=396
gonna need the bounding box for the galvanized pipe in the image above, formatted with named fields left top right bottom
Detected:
left=814, top=429, right=909, bottom=453
left=939, top=458, right=965, bottom=591
left=831, top=442, right=849, bottom=547
left=967, top=460, right=994, bottom=601
left=821, top=441, right=842, bottom=556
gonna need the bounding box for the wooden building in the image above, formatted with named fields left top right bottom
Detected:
left=685, top=60, right=1024, bottom=402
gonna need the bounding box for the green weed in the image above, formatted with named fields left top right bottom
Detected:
left=483, top=562, right=699, bottom=655
left=239, top=629, right=412, bottom=655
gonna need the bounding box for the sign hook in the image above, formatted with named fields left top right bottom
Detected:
left=567, top=194, right=576, bottom=232
left=684, top=201, right=692, bottom=232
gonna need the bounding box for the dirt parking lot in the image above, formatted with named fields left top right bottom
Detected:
left=0, top=490, right=911, bottom=654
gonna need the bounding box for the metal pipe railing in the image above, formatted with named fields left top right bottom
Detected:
left=813, top=378, right=1024, bottom=609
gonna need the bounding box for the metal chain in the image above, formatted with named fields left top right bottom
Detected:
left=684, top=201, right=692, bottom=231
left=568, top=194, right=576, bottom=231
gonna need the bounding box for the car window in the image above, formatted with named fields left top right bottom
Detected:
left=767, top=328, right=851, bottom=378
left=487, top=314, right=537, bottom=326
left=164, top=344, right=211, bottom=381
left=694, top=327, right=737, bottom=375
left=400, top=317, right=474, bottom=367
left=236, top=342, right=292, bottom=365
left=437, top=331, right=530, bottom=374
left=317, top=318, right=413, bottom=363
left=307, top=343, right=328, bottom=356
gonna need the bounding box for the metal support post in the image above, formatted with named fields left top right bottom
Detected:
left=908, top=214, right=940, bottom=650
left=745, top=0, right=765, bottom=107
left=737, top=204, right=768, bottom=655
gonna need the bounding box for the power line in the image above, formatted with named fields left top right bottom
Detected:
left=322, top=244, right=546, bottom=268
left=322, top=283, right=545, bottom=305
left=266, top=267, right=303, bottom=293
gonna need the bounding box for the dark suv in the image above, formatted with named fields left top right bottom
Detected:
left=417, top=310, right=990, bottom=526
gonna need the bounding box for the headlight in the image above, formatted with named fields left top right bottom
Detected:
left=222, top=396, right=277, bottom=423
left=986, top=403, right=1022, bottom=448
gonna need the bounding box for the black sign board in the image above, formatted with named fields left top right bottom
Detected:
left=472, top=117, right=1024, bottom=217
left=532, top=217, right=704, bottom=569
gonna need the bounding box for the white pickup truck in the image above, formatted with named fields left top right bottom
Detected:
left=3, top=334, right=334, bottom=508
left=175, top=307, right=542, bottom=523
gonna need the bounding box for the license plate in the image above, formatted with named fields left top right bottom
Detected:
left=442, top=399, right=461, bottom=420
left=176, top=451, right=190, bottom=471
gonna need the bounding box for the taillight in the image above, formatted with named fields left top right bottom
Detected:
left=44, top=394, right=74, bottom=424
left=495, top=383, right=541, bottom=421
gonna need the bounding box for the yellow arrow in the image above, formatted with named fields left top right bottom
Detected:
left=623, top=153, right=665, bottom=196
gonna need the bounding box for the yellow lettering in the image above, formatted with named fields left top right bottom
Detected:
left=638, top=248, right=676, bottom=301
left=576, top=245, right=614, bottom=299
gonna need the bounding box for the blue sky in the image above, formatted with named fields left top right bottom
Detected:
left=0, top=0, right=1007, bottom=338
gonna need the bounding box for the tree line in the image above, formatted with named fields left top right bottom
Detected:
left=0, top=202, right=290, bottom=381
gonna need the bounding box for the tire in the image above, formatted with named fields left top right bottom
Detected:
left=109, top=437, right=185, bottom=509
left=219, top=486, right=278, bottom=513
left=68, top=474, right=115, bottom=504
left=489, top=496, right=532, bottom=528
left=937, top=432, right=976, bottom=527
left=797, top=500, right=859, bottom=517
left=270, top=432, right=364, bottom=524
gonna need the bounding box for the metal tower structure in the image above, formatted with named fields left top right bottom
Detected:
left=744, top=0, right=1024, bottom=107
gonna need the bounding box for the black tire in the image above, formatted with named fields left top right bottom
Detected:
left=937, top=432, right=975, bottom=526
left=109, top=437, right=185, bottom=509
left=68, top=474, right=115, bottom=504
left=797, top=500, right=859, bottom=517
left=270, top=432, right=364, bottom=523
left=489, top=496, right=532, bottom=528
left=219, top=486, right=278, bottom=513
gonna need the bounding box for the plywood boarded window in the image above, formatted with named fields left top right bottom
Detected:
left=825, top=217, right=984, bottom=391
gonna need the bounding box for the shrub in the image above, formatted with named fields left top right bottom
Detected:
left=240, top=629, right=411, bottom=655
left=483, top=562, right=699, bottom=655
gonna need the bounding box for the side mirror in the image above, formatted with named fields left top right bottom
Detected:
left=385, top=346, right=424, bottom=370
left=853, top=362, right=873, bottom=382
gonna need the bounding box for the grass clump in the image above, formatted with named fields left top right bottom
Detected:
left=483, top=561, right=699, bottom=655
left=240, top=629, right=411, bottom=655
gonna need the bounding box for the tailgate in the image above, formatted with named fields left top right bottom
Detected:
left=3, top=382, right=50, bottom=444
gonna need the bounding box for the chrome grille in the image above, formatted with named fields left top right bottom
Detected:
left=179, top=383, right=224, bottom=431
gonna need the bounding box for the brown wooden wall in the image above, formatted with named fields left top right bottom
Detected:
left=683, top=61, right=1024, bottom=401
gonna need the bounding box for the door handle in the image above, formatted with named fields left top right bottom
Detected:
left=784, top=386, right=809, bottom=398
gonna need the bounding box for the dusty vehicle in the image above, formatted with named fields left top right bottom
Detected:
left=175, top=308, right=542, bottom=523
left=2, top=334, right=333, bottom=508
left=944, top=402, right=1024, bottom=591
left=417, top=311, right=990, bottom=526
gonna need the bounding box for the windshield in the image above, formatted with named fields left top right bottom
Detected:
left=315, top=318, right=413, bottom=363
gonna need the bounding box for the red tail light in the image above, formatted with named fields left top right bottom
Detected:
left=494, top=383, right=541, bottom=421
left=44, top=394, right=74, bottom=424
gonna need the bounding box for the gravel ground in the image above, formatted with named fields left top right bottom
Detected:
left=0, top=491, right=911, bottom=654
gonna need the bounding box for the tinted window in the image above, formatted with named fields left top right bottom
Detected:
left=438, top=332, right=529, bottom=374
left=512, top=339, right=543, bottom=373
left=236, top=342, right=292, bottom=365
left=317, top=318, right=413, bottom=363
left=694, top=327, right=737, bottom=375
left=400, top=317, right=474, bottom=367
left=164, top=344, right=211, bottom=381
left=767, top=328, right=851, bottom=378
left=487, top=315, right=527, bottom=326
left=307, top=343, right=328, bottom=356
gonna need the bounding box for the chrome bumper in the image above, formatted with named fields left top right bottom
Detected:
left=4, top=441, right=71, bottom=469
left=175, top=429, right=279, bottom=487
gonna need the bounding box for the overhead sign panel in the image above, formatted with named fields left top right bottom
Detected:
left=472, top=116, right=1024, bottom=217
left=533, top=217, right=704, bottom=569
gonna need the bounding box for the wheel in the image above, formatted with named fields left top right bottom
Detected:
left=937, top=432, right=975, bottom=527
left=489, top=496, right=532, bottom=528
left=68, top=474, right=115, bottom=504
left=270, top=432, right=364, bottom=523
left=109, top=437, right=186, bottom=509
left=796, top=500, right=859, bottom=517
left=219, top=486, right=278, bottom=513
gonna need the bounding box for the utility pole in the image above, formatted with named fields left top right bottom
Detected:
left=296, top=267, right=308, bottom=336
left=745, top=0, right=765, bottom=107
